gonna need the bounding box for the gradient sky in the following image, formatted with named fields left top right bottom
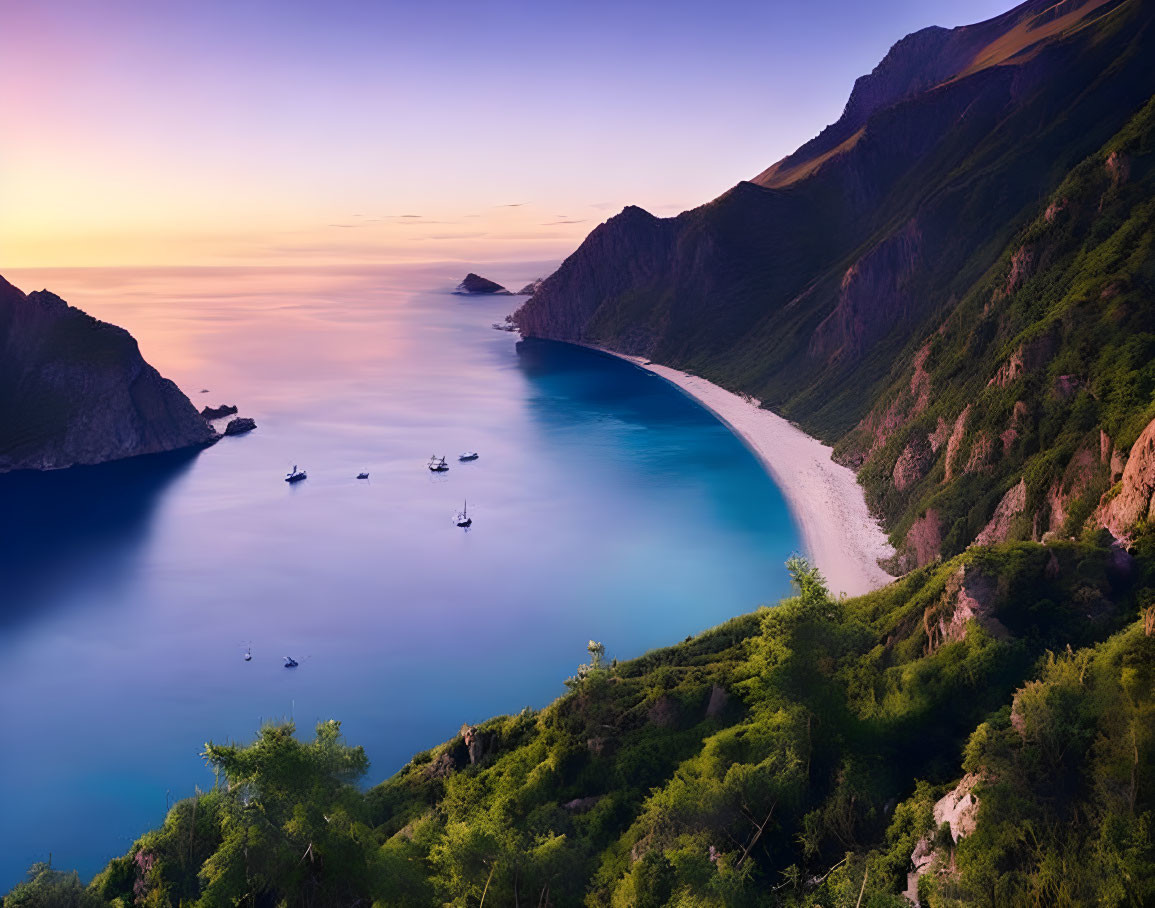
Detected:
left=2, top=0, right=1015, bottom=267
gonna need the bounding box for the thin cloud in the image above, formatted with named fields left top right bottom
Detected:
left=541, top=219, right=587, bottom=226
left=495, top=202, right=528, bottom=207
left=328, top=223, right=360, bottom=228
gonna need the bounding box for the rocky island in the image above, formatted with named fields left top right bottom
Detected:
left=454, top=273, right=511, bottom=294
left=200, top=403, right=237, bottom=420
left=0, top=275, right=217, bottom=472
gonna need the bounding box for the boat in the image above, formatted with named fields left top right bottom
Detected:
left=285, top=465, right=307, bottom=483
left=356, top=472, right=369, bottom=479
left=284, top=656, right=298, bottom=668
left=428, top=455, right=449, bottom=472
left=455, top=500, right=472, bottom=528
left=459, top=451, right=479, bottom=461
left=244, top=646, right=252, bottom=662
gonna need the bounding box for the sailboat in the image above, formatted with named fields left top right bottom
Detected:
left=456, top=500, right=472, bottom=528
left=244, top=645, right=252, bottom=662
left=285, top=465, right=307, bottom=483
left=458, top=451, right=479, bottom=461
left=284, top=656, right=299, bottom=668
left=428, top=455, right=449, bottom=472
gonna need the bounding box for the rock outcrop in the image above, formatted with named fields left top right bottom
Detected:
left=974, top=478, right=1028, bottom=546
left=201, top=404, right=238, bottom=420
left=517, top=279, right=543, bottom=296
left=1100, top=416, right=1155, bottom=538
left=455, top=273, right=511, bottom=295
left=0, top=275, right=217, bottom=473
left=223, top=417, right=256, bottom=436
left=905, top=773, right=983, bottom=904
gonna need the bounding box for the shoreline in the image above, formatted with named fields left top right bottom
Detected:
left=586, top=345, right=895, bottom=598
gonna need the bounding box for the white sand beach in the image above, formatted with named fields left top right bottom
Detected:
left=595, top=348, right=896, bottom=598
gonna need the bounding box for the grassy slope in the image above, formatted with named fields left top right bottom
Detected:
left=18, top=535, right=1150, bottom=907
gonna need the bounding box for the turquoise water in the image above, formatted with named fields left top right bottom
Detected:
left=0, top=264, right=801, bottom=887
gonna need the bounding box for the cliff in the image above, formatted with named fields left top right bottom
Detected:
left=515, top=0, right=1155, bottom=566
left=0, top=276, right=217, bottom=472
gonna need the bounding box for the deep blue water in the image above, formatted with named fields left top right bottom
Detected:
left=0, top=264, right=800, bottom=887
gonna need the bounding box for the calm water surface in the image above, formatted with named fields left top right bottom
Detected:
left=0, top=264, right=800, bottom=886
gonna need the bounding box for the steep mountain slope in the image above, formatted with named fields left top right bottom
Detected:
left=0, top=276, right=216, bottom=472
left=841, top=95, right=1155, bottom=570
left=514, top=0, right=1155, bottom=565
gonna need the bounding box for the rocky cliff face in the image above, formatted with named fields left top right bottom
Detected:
left=0, top=275, right=217, bottom=472
left=516, top=0, right=1155, bottom=568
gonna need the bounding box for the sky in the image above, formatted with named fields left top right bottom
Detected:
left=1, top=0, right=1016, bottom=268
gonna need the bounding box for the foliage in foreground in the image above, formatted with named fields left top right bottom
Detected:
left=6, top=539, right=1155, bottom=906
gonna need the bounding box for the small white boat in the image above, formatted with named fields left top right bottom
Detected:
left=285, top=465, right=307, bottom=483
left=428, top=455, right=449, bottom=472
left=456, top=500, right=472, bottom=528
left=459, top=451, right=479, bottom=462
left=244, top=646, right=252, bottom=662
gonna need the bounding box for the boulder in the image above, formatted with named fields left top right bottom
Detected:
left=201, top=404, right=238, bottom=420
left=223, top=417, right=256, bottom=436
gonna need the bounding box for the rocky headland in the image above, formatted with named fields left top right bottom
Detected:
left=0, top=275, right=217, bottom=472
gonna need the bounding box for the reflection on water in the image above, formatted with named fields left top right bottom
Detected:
left=0, top=450, right=199, bottom=629
left=0, top=265, right=800, bottom=887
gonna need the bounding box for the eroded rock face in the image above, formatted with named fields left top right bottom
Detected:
left=925, top=564, right=1004, bottom=652
left=987, top=332, right=1056, bottom=387
left=943, top=406, right=971, bottom=482
left=1045, top=446, right=1099, bottom=537
left=905, top=773, right=983, bottom=904
left=1101, top=416, right=1155, bottom=538
left=898, top=509, right=943, bottom=572
left=809, top=219, right=923, bottom=364
left=893, top=435, right=933, bottom=491
left=460, top=724, right=489, bottom=765
left=975, top=478, right=1027, bottom=546
left=0, top=276, right=217, bottom=473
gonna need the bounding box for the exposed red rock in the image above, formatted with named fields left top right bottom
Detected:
left=1101, top=416, right=1155, bottom=538
left=943, top=406, right=971, bottom=482
left=975, top=478, right=1028, bottom=546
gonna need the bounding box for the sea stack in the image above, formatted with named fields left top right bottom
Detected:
left=455, top=273, right=511, bottom=295
left=0, top=275, right=217, bottom=472
left=201, top=403, right=238, bottom=420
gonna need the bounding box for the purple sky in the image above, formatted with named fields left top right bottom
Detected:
left=2, top=0, right=1016, bottom=266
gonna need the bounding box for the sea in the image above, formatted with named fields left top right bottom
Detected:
left=0, top=263, right=801, bottom=887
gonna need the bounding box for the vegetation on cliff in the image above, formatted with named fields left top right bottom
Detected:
left=12, top=533, right=1153, bottom=906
